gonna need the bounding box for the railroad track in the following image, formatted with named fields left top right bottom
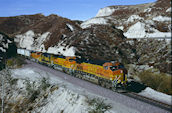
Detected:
left=27, top=59, right=172, bottom=112
left=121, top=92, right=172, bottom=112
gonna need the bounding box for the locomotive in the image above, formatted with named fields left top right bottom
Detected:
left=17, top=48, right=128, bottom=92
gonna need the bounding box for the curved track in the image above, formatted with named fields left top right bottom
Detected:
left=25, top=60, right=171, bottom=113
left=122, top=92, right=172, bottom=112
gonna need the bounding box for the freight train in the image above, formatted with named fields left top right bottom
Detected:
left=17, top=48, right=128, bottom=92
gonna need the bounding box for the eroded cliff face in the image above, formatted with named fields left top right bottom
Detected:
left=81, top=0, right=171, bottom=38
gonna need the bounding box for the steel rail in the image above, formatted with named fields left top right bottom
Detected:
left=121, top=92, right=172, bottom=112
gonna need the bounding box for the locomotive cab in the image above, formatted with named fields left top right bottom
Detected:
left=30, top=51, right=42, bottom=62
left=64, top=56, right=77, bottom=69
left=41, top=53, right=52, bottom=65
left=68, top=57, right=76, bottom=63
left=66, top=56, right=76, bottom=63
left=103, top=62, right=127, bottom=88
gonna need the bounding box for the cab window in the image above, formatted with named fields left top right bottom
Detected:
left=110, top=66, right=118, bottom=71
left=69, top=59, right=75, bottom=62
left=104, top=66, right=108, bottom=70
left=53, top=55, right=59, bottom=58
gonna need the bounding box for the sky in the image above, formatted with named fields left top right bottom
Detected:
left=0, top=0, right=157, bottom=21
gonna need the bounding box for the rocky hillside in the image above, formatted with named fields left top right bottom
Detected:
left=0, top=14, right=81, bottom=55
left=81, top=0, right=171, bottom=38
left=0, top=0, right=171, bottom=73
left=0, top=33, right=17, bottom=70
left=130, top=39, right=171, bottom=74
left=0, top=14, right=45, bottom=37
left=65, top=25, right=136, bottom=62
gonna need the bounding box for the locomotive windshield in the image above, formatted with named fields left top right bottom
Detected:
left=110, top=66, right=118, bottom=71
left=53, top=55, right=59, bottom=58
left=69, top=59, right=75, bottom=62
left=110, top=64, right=124, bottom=71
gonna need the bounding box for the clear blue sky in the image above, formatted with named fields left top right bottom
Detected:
left=0, top=0, right=156, bottom=20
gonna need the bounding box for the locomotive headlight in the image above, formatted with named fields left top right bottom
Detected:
left=120, top=70, right=123, bottom=73
left=118, top=80, right=121, bottom=83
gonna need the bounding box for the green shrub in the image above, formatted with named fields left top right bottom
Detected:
left=86, top=98, right=111, bottom=113
left=6, top=56, right=26, bottom=68
left=6, top=59, right=14, bottom=67
left=39, top=77, right=50, bottom=91
left=24, top=79, right=40, bottom=102
left=157, top=75, right=172, bottom=95
left=24, top=77, right=51, bottom=102
left=137, top=70, right=172, bottom=95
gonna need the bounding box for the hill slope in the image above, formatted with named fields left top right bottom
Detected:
left=81, top=0, right=171, bottom=38
left=0, top=0, right=170, bottom=73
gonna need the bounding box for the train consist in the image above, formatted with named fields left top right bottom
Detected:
left=17, top=48, right=128, bottom=91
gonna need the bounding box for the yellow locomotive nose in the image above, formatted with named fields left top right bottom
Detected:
left=112, top=69, right=123, bottom=82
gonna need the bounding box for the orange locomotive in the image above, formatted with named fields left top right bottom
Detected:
left=75, top=59, right=127, bottom=91
left=30, top=51, right=42, bottom=62
left=29, top=50, right=128, bottom=91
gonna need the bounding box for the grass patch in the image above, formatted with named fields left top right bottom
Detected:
left=137, top=69, right=172, bottom=95
left=6, top=55, right=26, bottom=68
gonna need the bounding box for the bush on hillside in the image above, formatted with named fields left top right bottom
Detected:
left=86, top=98, right=111, bottom=113
left=38, top=77, right=51, bottom=91
left=137, top=69, right=171, bottom=95
left=6, top=56, right=26, bottom=68
left=24, top=77, right=51, bottom=102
